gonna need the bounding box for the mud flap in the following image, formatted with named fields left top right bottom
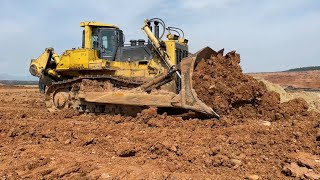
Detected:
left=172, top=47, right=220, bottom=118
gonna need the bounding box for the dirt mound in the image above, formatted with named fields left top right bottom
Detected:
left=193, top=49, right=309, bottom=119
left=255, top=78, right=290, bottom=103
left=256, top=78, right=320, bottom=112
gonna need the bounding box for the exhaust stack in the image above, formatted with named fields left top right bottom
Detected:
left=154, top=21, right=159, bottom=39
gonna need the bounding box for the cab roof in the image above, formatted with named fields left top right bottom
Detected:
left=80, top=22, right=119, bottom=29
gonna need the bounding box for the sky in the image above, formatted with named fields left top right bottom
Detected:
left=0, top=0, right=319, bottom=78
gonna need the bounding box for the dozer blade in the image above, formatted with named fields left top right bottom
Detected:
left=172, top=46, right=220, bottom=118
left=193, top=46, right=217, bottom=68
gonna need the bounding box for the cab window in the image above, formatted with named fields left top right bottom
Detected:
left=100, top=30, right=117, bottom=59
left=92, top=34, right=99, bottom=49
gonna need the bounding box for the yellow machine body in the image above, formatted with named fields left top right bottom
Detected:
left=29, top=19, right=219, bottom=118
left=41, top=21, right=187, bottom=92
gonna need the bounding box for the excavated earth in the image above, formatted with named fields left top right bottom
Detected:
left=192, top=49, right=309, bottom=120
left=0, top=49, right=320, bottom=179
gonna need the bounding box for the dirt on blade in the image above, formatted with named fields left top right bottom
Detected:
left=192, top=49, right=309, bottom=120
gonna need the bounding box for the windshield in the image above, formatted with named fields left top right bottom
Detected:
left=100, top=30, right=117, bottom=59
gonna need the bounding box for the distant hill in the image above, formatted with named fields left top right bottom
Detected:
left=0, top=73, right=36, bottom=81
left=0, top=80, right=38, bottom=85
left=285, top=66, right=320, bottom=72
left=250, top=70, right=320, bottom=89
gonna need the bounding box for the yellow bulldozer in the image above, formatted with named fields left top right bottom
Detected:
left=29, top=18, right=219, bottom=118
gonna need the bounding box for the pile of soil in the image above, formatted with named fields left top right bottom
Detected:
left=193, top=49, right=309, bottom=119
left=258, top=78, right=320, bottom=113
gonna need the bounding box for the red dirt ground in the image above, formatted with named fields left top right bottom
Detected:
left=0, top=86, right=319, bottom=179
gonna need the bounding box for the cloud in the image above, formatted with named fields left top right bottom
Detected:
left=0, top=0, right=319, bottom=77
left=181, top=0, right=236, bottom=9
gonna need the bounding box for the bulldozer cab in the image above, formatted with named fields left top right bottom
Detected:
left=92, top=28, right=124, bottom=60
left=81, top=22, right=124, bottom=60
left=81, top=21, right=153, bottom=62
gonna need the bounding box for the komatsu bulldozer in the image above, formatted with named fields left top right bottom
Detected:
left=29, top=18, right=219, bottom=118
